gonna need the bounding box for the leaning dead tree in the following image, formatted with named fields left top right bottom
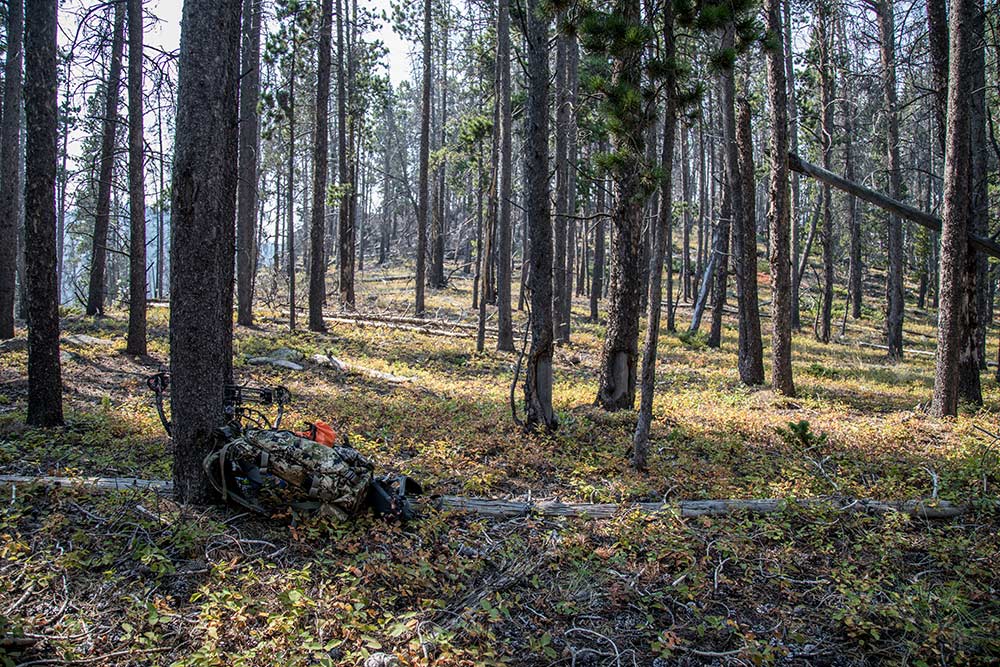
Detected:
left=788, top=154, right=1000, bottom=261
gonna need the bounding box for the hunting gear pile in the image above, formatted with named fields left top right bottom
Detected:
left=148, top=372, right=421, bottom=520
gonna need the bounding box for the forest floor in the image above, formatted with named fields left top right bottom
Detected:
left=1, top=267, right=999, bottom=666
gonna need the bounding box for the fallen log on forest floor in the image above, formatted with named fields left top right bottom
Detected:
left=433, top=495, right=973, bottom=519
left=323, top=316, right=475, bottom=339
left=0, top=475, right=978, bottom=520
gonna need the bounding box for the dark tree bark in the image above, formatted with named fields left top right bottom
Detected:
left=784, top=0, right=802, bottom=331
left=86, top=2, right=125, bottom=317
left=765, top=0, right=795, bottom=396
left=126, top=0, right=147, bottom=356
left=840, top=20, right=861, bottom=320
left=708, top=39, right=737, bottom=351
left=633, top=1, right=676, bottom=469
left=681, top=125, right=692, bottom=302
left=236, top=0, right=261, bottom=326
left=589, top=141, right=607, bottom=322
left=874, top=0, right=904, bottom=360
left=931, top=0, right=976, bottom=417
left=523, top=0, right=556, bottom=432
left=23, top=0, right=63, bottom=427
left=562, top=36, right=578, bottom=342
left=308, top=0, right=332, bottom=332
left=414, top=0, right=431, bottom=316
left=926, top=0, right=948, bottom=155
left=0, top=0, right=23, bottom=339
left=285, top=57, right=296, bottom=331
left=336, top=0, right=355, bottom=309
left=817, top=1, right=834, bottom=343
left=595, top=0, right=645, bottom=411
left=495, top=0, right=514, bottom=351
left=957, top=4, right=987, bottom=404
left=170, top=0, right=241, bottom=503
left=429, top=18, right=448, bottom=291
left=552, top=25, right=568, bottom=342
left=734, top=97, right=764, bottom=384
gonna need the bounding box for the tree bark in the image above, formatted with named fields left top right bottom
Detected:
left=957, top=4, right=987, bottom=404
left=595, top=0, right=645, bottom=411
left=926, top=0, right=948, bottom=155
left=23, top=0, right=63, bottom=427
left=931, top=0, right=976, bottom=417
left=817, top=1, right=834, bottom=343
left=126, top=0, right=147, bottom=356
left=735, top=97, right=764, bottom=384
left=236, top=0, right=261, bottom=326
left=495, top=0, right=514, bottom=351
left=562, top=36, right=578, bottom=342
left=86, top=2, right=125, bottom=317
left=589, top=141, right=607, bottom=322
left=765, top=0, right=795, bottom=396
left=0, top=0, right=23, bottom=339
left=285, top=58, right=296, bottom=331
left=875, top=0, right=904, bottom=360
left=415, top=0, right=431, bottom=316
left=633, top=1, right=676, bottom=469
left=523, top=0, right=556, bottom=432
left=552, top=25, right=568, bottom=342
left=169, top=0, right=241, bottom=503
left=308, top=0, right=332, bottom=332
left=336, top=0, right=355, bottom=309
left=784, top=0, right=802, bottom=331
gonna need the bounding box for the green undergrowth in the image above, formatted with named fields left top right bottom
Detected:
left=2, top=272, right=1000, bottom=664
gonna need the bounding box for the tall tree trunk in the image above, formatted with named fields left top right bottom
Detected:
left=415, top=0, right=431, bottom=315
left=86, top=2, right=125, bottom=317
left=595, top=0, right=645, bottom=411
left=0, top=0, right=23, bottom=339
left=495, top=0, right=514, bottom=351
left=958, top=4, right=987, bottom=403
left=931, top=0, right=976, bottom=417
left=708, top=43, right=735, bottom=351
left=562, top=35, right=578, bottom=342
left=336, top=0, right=354, bottom=309
left=170, top=0, right=241, bottom=502
left=817, top=1, right=834, bottom=343
left=552, top=24, right=568, bottom=342
left=429, top=11, right=448, bottom=290
left=926, top=0, right=948, bottom=155
left=309, top=0, right=332, bottom=331
left=734, top=97, right=764, bottom=384
left=236, top=0, right=261, bottom=326
left=126, top=0, right=147, bottom=356
left=841, top=19, right=861, bottom=320
left=681, top=125, right=692, bottom=302
left=633, top=2, right=676, bottom=469
left=589, top=141, right=607, bottom=322
left=785, top=0, right=802, bottom=330
left=156, top=107, right=165, bottom=298
left=875, top=0, right=904, bottom=360
left=765, top=0, right=795, bottom=396
left=23, top=0, right=63, bottom=426
left=523, top=0, right=556, bottom=431
left=286, top=59, right=296, bottom=331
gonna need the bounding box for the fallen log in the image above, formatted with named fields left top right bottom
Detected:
left=321, top=355, right=418, bottom=384
left=0, top=475, right=974, bottom=520
left=789, top=153, right=1000, bottom=261
left=434, top=495, right=970, bottom=520
left=0, top=475, right=173, bottom=493
left=323, top=316, right=474, bottom=339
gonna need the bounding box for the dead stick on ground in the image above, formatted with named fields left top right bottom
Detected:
left=0, top=476, right=976, bottom=520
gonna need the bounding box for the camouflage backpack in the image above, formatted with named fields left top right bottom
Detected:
left=204, top=428, right=374, bottom=520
